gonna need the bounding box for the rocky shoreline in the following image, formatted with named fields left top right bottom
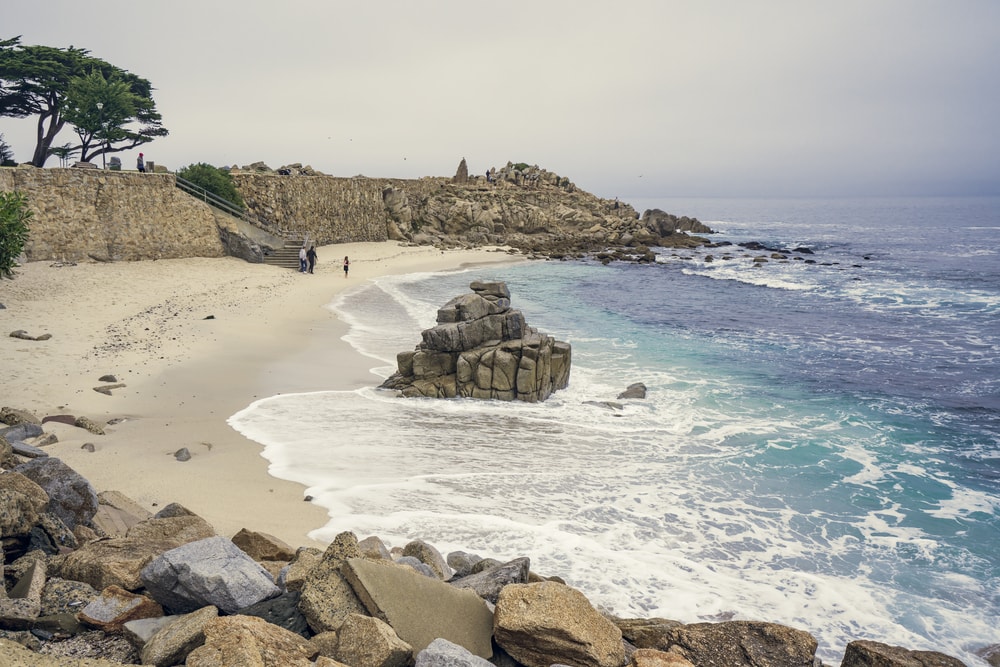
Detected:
left=3, top=408, right=994, bottom=667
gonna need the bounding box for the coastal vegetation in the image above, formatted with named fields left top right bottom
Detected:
left=0, top=36, right=167, bottom=167
left=177, top=162, right=245, bottom=210
left=0, top=190, right=31, bottom=277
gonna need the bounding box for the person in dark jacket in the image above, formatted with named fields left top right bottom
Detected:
left=306, top=246, right=317, bottom=274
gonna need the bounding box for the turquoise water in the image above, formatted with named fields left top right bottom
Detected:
left=231, top=197, right=1000, bottom=665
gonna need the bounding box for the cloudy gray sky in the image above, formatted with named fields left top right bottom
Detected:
left=4, top=1, right=999, bottom=199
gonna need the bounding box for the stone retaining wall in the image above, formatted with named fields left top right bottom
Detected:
left=0, top=167, right=228, bottom=262
left=229, top=172, right=440, bottom=245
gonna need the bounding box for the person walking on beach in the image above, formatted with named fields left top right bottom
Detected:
left=136, top=153, right=145, bottom=173
left=306, top=246, right=317, bottom=274
left=298, top=246, right=308, bottom=273
left=343, top=256, right=350, bottom=278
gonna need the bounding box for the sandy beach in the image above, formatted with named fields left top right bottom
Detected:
left=1, top=242, right=521, bottom=548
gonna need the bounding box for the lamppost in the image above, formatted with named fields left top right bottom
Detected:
left=95, top=102, right=106, bottom=169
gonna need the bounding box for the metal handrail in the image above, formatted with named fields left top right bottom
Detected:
left=174, top=175, right=303, bottom=240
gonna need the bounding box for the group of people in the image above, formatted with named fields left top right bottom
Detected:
left=298, top=246, right=350, bottom=278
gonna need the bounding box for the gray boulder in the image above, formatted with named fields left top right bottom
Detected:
left=139, top=535, right=280, bottom=614
left=11, top=457, right=97, bottom=530
left=450, top=557, right=530, bottom=604
left=402, top=539, right=453, bottom=580
left=416, top=638, right=494, bottom=667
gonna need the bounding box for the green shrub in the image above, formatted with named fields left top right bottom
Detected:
left=177, top=163, right=244, bottom=210
left=0, top=191, right=32, bottom=278
left=513, top=162, right=530, bottom=171
left=0, top=134, right=15, bottom=166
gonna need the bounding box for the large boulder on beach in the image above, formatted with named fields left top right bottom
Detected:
left=139, top=536, right=280, bottom=614
left=184, top=614, right=317, bottom=666
left=379, top=282, right=571, bottom=402
left=298, top=532, right=368, bottom=633
left=493, top=581, right=625, bottom=667
left=12, top=457, right=98, bottom=530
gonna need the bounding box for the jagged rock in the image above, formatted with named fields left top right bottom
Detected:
left=39, top=578, right=99, bottom=617
left=236, top=590, right=309, bottom=638
left=841, top=640, right=967, bottom=667
left=0, top=472, right=49, bottom=536
left=185, top=614, right=316, bottom=666
left=278, top=547, right=323, bottom=592
left=416, top=637, right=494, bottom=667
left=402, top=539, right=453, bottom=580
left=231, top=527, right=296, bottom=562
left=139, top=536, right=280, bottom=614
left=37, top=629, right=139, bottom=663
left=11, top=457, right=98, bottom=530
left=614, top=617, right=685, bottom=649
left=641, top=209, right=714, bottom=235
left=137, top=605, right=218, bottom=667
left=77, top=585, right=163, bottom=633
left=380, top=282, right=571, bottom=402
left=0, top=637, right=119, bottom=665
left=446, top=551, right=483, bottom=579
left=618, top=382, right=648, bottom=399
left=453, top=158, right=470, bottom=184
left=449, top=557, right=530, bottom=604
left=493, top=581, right=625, bottom=667
left=659, top=621, right=818, bottom=667
left=297, top=531, right=367, bottom=633
left=0, top=560, right=46, bottom=629
left=173, top=447, right=191, bottom=461
left=97, top=375, right=117, bottom=383
left=92, top=383, right=125, bottom=396
left=329, top=613, right=412, bottom=667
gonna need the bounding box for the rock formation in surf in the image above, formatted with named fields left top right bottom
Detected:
left=378, top=281, right=571, bottom=402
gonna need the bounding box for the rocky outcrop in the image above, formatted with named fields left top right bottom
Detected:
left=4, top=160, right=713, bottom=266
left=379, top=281, right=571, bottom=402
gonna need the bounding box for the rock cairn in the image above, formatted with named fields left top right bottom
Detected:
left=1, top=411, right=990, bottom=666
left=379, top=282, right=571, bottom=402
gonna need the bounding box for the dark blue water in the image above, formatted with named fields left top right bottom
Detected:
left=233, top=196, right=999, bottom=665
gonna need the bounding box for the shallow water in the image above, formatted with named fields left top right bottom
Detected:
left=231, top=196, right=1000, bottom=665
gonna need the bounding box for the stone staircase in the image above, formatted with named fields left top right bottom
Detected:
left=263, top=240, right=305, bottom=270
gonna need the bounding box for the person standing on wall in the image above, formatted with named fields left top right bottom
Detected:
left=137, top=153, right=145, bottom=173
left=306, top=246, right=318, bottom=274
left=343, top=256, right=350, bottom=278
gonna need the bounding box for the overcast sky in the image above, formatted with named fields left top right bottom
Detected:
left=3, top=1, right=999, bottom=199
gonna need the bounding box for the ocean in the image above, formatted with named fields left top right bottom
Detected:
left=229, top=196, right=1000, bottom=665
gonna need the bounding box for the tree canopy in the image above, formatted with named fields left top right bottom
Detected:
left=0, top=36, right=167, bottom=167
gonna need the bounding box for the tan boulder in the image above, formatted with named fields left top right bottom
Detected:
left=493, top=581, right=625, bottom=667
left=185, top=614, right=316, bottom=667
left=232, top=528, right=296, bottom=562
left=330, top=613, right=412, bottom=667
left=56, top=537, right=181, bottom=591
left=298, top=532, right=367, bottom=632
left=0, top=472, right=49, bottom=536
left=140, top=605, right=219, bottom=667
left=630, top=648, right=695, bottom=667
left=125, top=513, right=217, bottom=544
